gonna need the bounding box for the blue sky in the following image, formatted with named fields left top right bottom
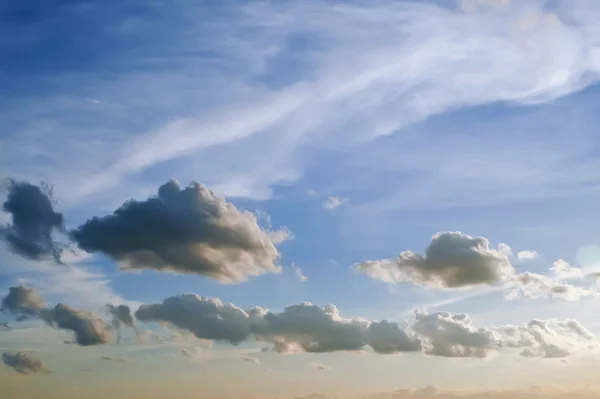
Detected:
left=4, top=0, right=600, bottom=398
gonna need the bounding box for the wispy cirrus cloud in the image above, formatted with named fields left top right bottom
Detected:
left=3, top=0, right=600, bottom=213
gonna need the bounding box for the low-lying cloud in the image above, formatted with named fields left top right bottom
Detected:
left=1, top=286, right=112, bottom=346
left=134, top=293, right=599, bottom=359
left=2, top=351, right=49, bottom=374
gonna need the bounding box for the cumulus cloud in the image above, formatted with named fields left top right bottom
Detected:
left=135, top=294, right=421, bottom=354
left=2, top=351, right=49, bottom=374
left=504, top=272, right=596, bottom=301
left=1, top=285, right=47, bottom=321
left=0, top=179, right=65, bottom=263
left=355, top=232, right=514, bottom=289
left=323, top=196, right=348, bottom=210
left=52, top=304, right=111, bottom=346
left=550, top=259, right=583, bottom=279
left=71, top=180, right=290, bottom=283
left=497, top=318, right=598, bottom=358
left=410, top=311, right=498, bottom=358
left=1, top=286, right=111, bottom=346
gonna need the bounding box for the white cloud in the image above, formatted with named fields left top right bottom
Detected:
left=293, top=265, right=308, bottom=282
left=504, top=272, right=596, bottom=301
left=5, top=0, right=600, bottom=210
left=322, top=196, right=348, bottom=210
left=517, top=250, right=539, bottom=261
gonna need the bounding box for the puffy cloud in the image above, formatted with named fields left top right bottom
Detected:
left=550, top=259, right=583, bottom=279
left=71, top=180, right=290, bottom=283
left=135, top=294, right=254, bottom=345
left=368, top=320, right=422, bottom=354
left=1, top=285, right=47, bottom=320
left=497, top=318, right=597, bottom=358
left=52, top=304, right=111, bottom=346
left=504, top=272, right=595, bottom=301
left=410, top=311, right=498, bottom=358
left=0, top=179, right=65, bottom=263
left=323, top=196, right=348, bottom=210
left=135, top=294, right=421, bottom=354
left=1, top=286, right=111, bottom=346
left=2, top=351, right=49, bottom=374
left=134, top=292, right=599, bottom=360
left=355, top=232, right=514, bottom=288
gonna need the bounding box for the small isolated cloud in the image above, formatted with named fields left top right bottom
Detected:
left=2, top=351, right=49, bottom=374
left=322, top=196, right=348, bottom=210
left=311, top=361, right=331, bottom=371
left=0, top=179, right=65, bottom=263
left=240, top=355, right=260, bottom=364
left=516, top=250, right=538, bottom=261
left=71, top=180, right=291, bottom=283
left=100, top=356, right=134, bottom=363
left=355, top=231, right=514, bottom=289
left=1, top=286, right=112, bottom=346
left=293, top=265, right=308, bottom=282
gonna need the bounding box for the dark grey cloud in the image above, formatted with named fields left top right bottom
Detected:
left=106, top=304, right=138, bottom=344
left=1, top=286, right=112, bottom=346
left=135, top=294, right=421, bottom=354
left=71, top=179, right=290, bottom=283
left=2, top=351, right=49, bottom=374
left=355, top=231, right=514, bottom=288
left=1, top=179, right=65, bottom=263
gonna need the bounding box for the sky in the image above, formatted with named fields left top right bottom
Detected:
left=4, top=0, right=600, bottom=398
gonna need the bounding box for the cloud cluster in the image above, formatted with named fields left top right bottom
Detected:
left=134, top=292, right=599, bottom=359
left=0, top=179, right=64, bottom=263
left=2, top=352, right=49, bottom=374
left=135, top=294, right=421, bottom=355
left=498, top=318, right=597, bottom=358
left=355, top=232, right=514, bottom=288
left=2, top=179, right=290, bottom=284
left=70, top=179, right=290, bottom=283
left=355, top=232, right=599, bottom=302
left=1, top=286, right=111, bottom=346
left=504, top=272, right=596, bottom=301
